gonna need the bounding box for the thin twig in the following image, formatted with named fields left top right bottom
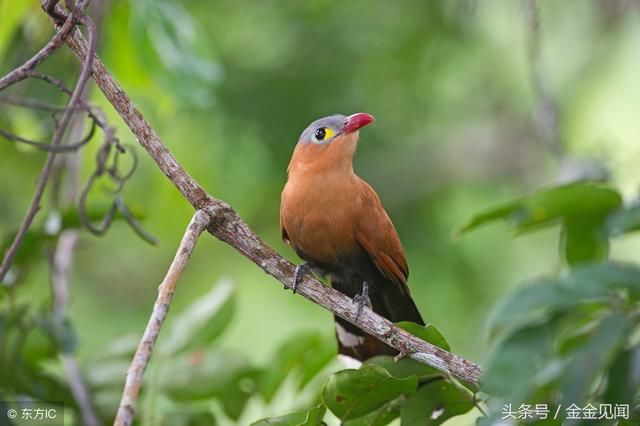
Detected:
left=62, top=25, right=484, bottom=390
left=0, top=118, right=96, bottom=152
left=114, top=210, right=210, bottom=426
left=28, top=71, right=117, bottom=138
left=0, top=94, right=74, bottom=112
left=0, top=12, right=97, bottom=282
left=0, top=12, right=76, bottom=91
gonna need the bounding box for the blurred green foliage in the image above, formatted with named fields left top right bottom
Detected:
left=2, top=0, right=640, bottom=424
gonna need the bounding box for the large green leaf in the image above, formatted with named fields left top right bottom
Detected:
left=563, top=262, right=640, bottom=300
left=486, top=262, right=640, bottom=337
left=606, top=203, right=640, bottom=237
left=321, top=364, right=417, bottom=421
left=485, top=279, right=594, bottom=338
left=400, top=379, right=474, bottom=425
left=250, top=404, right=326, bottom=426
left=561, top=313, right=629, bottom=406
left=603, top=344, right=640, bottom=405
left=458, top=184, right=622, bottom=265
left=482, top=324, right=556, bottom=402
left=159, top=279, right=235, bottom=355
left=458, top=183, right=622, bottom=235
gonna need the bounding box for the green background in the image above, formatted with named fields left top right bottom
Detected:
left=1, top=0, right=639, bottom=424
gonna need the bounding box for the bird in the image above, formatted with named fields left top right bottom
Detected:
left=280, top=112, right=424, bottom=361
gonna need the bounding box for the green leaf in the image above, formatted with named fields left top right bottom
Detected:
left=458, top=183, right=622, bottom=236
left=482, top=324, right=556, bottom=402
left=301, top=404, right=327, bottom=426
left=364, top=356, right=440, bottom=383
left=486, top=262, right=640, bottom=337
left=21, top=326, right=57, bottom=365
left=159, top=279, right=234, bottom=355
left=485, top=279, right=588, bottom=338
left=562, top=218, right=609, bottom=266
left=561, top=313, right=629, bottom=406
left=605, top=203, right=640, bottom=237
left=343, top=398, right=402, bottom=426
left=456, top=200, right=522, bottom=236
left=400, top=379, right=474, bottom=425
left=396, top=322, right=450, bottom=352
left=564, top=262, right=640, bottom=300
left=321, top=364, right=417, bottom=420
left=361, top=323, right=450, bottom=385
left=603, top=344, right=640, bottom=405
left=250, top=404, right=326, bottom=426
left=250, top=413, right=306, bottom=426
left=258, top=331, right=335, bottom=402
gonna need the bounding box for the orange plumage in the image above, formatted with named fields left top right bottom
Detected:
left=280, top=113, right=423, bottom=361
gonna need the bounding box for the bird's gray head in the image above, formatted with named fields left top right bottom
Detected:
left=298, top=113, right=375, bottom=145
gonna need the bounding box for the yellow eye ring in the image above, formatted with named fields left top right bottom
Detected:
left=314, top=127, right=334, bottom=142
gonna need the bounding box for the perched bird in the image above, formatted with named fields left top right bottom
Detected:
left=280, top=113, right=424, bottom=361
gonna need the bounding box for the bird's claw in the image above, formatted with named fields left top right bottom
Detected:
left=353, top=281, right=371, bottom=321
left=291, top=262, right=310, bottom=294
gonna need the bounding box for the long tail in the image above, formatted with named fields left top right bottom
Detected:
left=332, top=277, right=423, bottom=361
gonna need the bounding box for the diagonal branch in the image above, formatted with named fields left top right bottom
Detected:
left=115, top=210, right=210, bottom=426
left=61, top=17, right=482, bottom=414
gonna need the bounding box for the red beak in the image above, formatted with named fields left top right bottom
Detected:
left=343, top=113, right=375, bottom=133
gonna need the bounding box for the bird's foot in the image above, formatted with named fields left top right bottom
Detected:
left=289, top=262, right=310, bottom=294
left=394, top=351, right=409, bottom=362
left=353, top=281, right=372, bottom=321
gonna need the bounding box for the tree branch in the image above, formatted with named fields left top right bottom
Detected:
left=115, top=210, right=210, bottom=426
left=60, top=17, right=482, bottom=421
left=0, top=6, right=97, bottom=282
left=0, top=12, right=76, bottom=91
left=63, top=19, right=482, bottom=387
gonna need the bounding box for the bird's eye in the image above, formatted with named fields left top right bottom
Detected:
left=313, top=127, right=334, bottom=142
